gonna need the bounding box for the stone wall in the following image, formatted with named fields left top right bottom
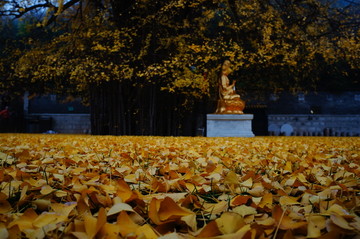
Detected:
left=27, top=113, right=91, bottom=134
left=268, top=114, right=360, bottom=136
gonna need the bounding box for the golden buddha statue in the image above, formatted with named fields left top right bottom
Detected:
left=215, top=60, right=245, bottom=114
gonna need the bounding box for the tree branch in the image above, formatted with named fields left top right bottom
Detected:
left=46, top=0, right=80, bottom=26
left=13, top=3, right=53, bottom=19
left=0, top=0, right=80, bottom=26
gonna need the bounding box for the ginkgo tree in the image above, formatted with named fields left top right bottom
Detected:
left=0, top=0, right=359, bottom=135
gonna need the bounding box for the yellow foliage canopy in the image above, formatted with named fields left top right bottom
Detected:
left=3, top=0, right=358, bottom=96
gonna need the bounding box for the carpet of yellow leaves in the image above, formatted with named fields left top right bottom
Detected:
left=0, top=134, right=359, bottom=239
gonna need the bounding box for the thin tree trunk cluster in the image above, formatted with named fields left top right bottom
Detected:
left=90, top=81, right=202, bottom=136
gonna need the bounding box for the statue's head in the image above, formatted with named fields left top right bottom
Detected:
left=222, top=60, right=232, bottom=75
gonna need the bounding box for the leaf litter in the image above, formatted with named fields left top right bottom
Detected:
left=0, top=134, right=359, bottom=238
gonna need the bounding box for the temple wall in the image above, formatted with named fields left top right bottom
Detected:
left=27, top=113, right=91, bottom=134
left=268, top=114, right=360, bottom=136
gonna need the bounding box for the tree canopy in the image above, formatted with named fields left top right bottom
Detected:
left=1, top=0, right=359, bottom=96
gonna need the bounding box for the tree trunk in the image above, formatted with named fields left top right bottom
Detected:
left=90, top=81, right=200, bottom=136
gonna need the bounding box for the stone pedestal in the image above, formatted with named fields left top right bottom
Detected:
left=206, top=114, right=255, bottom=137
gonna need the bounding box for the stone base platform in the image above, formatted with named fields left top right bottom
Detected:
left=206, top=114, right=255, bottom=137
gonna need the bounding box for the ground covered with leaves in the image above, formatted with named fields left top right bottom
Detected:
left=0, top=134, right=359, bottom=239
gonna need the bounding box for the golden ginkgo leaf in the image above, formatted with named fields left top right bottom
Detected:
left=326, top=204, right=352, bottom=217
left=233, top=205, right=257, bottom=218
left=224, top=171, right=238, bottom=185
left=8, top=208, right=38, bottom=230
left=0, top=198, right=12, bottom=214
left=181, top=214, right=197, bottom=232
left=158, top=197, right=194, bottom=221
left=51, top=202, right=77, bottom=217
left=117, top=211, right=140, bottom=237
left=272, top=205, right=307, bottom=230
left=307, top=215, right=326, bottom=238
left=197, top=220, right=222, bottom=238
left=279, top=196, right=300, bottom=206
left=0, top=223, right=8, bottom=239
left=107, top=202, right=134, bottom=216
left=40, top=185, right=54, bottom=195
left=330, top=214, right=353, bottom=230
left=135, top=224, right=159, bottom=239
left=83, top=213, right=99, bottom=239
left=230, top=195, right=252, bottom=206
left=215, top=212, right=245, bottom=234
left=99, top=223, right=120, bottom=239
left=258, top=193, right=273, bottom=209
left=32, top=212, right=59, bottom=228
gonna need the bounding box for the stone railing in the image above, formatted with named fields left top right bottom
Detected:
left=268, top=114, right=360, bottom=136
